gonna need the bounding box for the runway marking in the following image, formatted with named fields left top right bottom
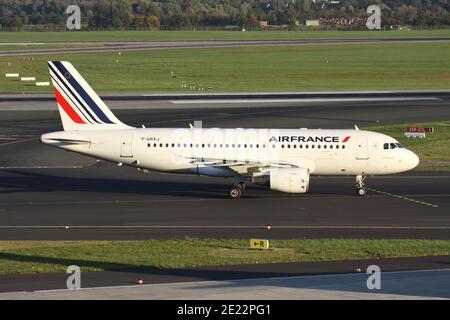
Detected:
left=0, top=193, right=447, bottom=207
left=170, top=97, right=440, bottom=104
left=0, top=166, right=85, bottom=169
left=0, top=198, right=212, bottom=206
left=367, top=187, right=439, bottom=208
left=400, top=194, right=450, bottom=197
left=0, top=137, right=37, bottom=148
left=314, top=175, right=450, bottom=179
left=0, top=225, right=449, bottom=230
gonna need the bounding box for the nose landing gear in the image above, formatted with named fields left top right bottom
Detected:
left=356, top=175, right=367, bottom=197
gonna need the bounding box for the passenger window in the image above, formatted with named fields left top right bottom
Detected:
left=342, top=145, right=345, bottom=149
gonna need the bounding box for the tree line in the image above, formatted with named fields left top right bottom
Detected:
left=1, top=0, right=449, bottom=30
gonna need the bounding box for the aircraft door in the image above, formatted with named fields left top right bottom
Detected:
left=120, top=134, right=133, bottom=157
left=356, top=136, right=369, bottom=160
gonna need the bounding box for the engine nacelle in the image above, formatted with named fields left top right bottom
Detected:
left=255, top=168, right=309, bottom=193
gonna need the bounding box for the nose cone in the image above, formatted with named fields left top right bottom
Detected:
left=405, top=150, right=420, bottom=171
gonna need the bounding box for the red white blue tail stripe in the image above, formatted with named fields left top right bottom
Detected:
left=48, top=61, right=115, bottom=125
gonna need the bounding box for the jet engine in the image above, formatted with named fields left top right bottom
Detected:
left=253, top=167, right=310, bottom=193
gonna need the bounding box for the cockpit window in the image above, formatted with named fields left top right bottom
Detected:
left=384, top=142, right=404, bottom=150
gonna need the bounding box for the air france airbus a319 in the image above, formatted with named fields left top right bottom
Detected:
left=41, top=61, right=419, bottom=199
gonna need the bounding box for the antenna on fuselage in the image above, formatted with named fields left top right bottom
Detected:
left=189, top=123, right=194, bottom=128
left=354, top=125, right=359, bottom=131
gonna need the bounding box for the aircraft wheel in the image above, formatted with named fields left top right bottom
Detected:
left=229, top=186, right=242, bottom=199
left=357, top=188, right=367, bottom=197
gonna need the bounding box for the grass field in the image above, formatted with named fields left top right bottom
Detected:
left=369, top=121, right=450, bottom=162
left=1, top=30, right=450, bottom=43
left=415, top=165, right=450, bottom=171
left=1, top=42, right=450, bottom=93
left=0, top=239, right=449, bottom=275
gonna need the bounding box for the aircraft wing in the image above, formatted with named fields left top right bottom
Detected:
left=187, top=156, right=298, bottom=176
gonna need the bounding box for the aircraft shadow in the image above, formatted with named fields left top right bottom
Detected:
left=0, top=169, right=352, bottom=199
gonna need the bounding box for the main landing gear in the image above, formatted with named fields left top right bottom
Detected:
left=229, top=181, right=246, bottom=199
left=355, top=175, right=367, bottom=197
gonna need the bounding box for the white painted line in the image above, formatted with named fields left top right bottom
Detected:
left=0, top=166, right=84, bottom=169
left=367, top=187, right=439, bottom=208
left=170, top=97, right=441, bottom=104
left=20, top=77, right=35, bottom=81
left=0, top=137, right=37, bottom=147
left=142, top=89, right=450, bottom=96
left=403, top=194, right=450, bottom=197
left=0, top=225, right=449, bottom=230
left=35, top=81, right=50, bottom=86
left=0, top=42, right=45, bottom=45
left=5, top=73, right=19, bottom=78
left=314, top=176, right=450, bottom=179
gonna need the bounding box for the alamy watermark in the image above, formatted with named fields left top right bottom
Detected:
left=66, top=5, right=81, bottom=30
left=366, top=5, right=381, bottom=30
left=366, top=265, right=381, bottom=290
left=66, top=265, right=81, bottom=290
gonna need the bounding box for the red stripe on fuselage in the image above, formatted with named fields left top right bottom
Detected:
left=53, top=86, right=85, bottom=124
left=342, top=136, right=351, bottom=142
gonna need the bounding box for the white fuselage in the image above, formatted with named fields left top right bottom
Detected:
left=41, top=127, right=419, bottom=177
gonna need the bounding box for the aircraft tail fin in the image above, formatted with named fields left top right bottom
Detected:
left=48, top=61, right=130, bottom=131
